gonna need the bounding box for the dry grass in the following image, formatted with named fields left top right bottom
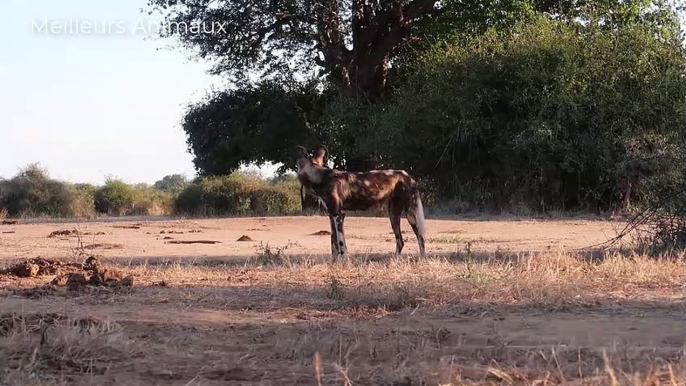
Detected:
left=115, top=249, right=684, bottom=311
left=0, top=247, right=684, bottom=385
left=1, top=314, right=133, bottom=385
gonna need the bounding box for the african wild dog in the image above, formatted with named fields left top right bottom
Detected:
left=296, top=144, right=426, bottom=261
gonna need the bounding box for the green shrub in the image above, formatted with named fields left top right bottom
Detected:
left=173, top=172, right=301, bottom=216
left=0, top=167, right=185, bottom=219
left=74, top=183, right=97, bottom=197
left=0, top=164, right=77, bottom=218
left=249, top=186, right=300, bottom=215
left=153, top=174, right=190, bottom=194
left=94, top=179, right=135, bottom=216
left=173, top=182, right=205, bottom=215
left=129, top=185, right=173, bottom=216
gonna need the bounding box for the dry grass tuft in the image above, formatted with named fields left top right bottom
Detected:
left=1, top=312, right=134, bottom=385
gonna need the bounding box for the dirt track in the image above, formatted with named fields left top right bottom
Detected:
left=0, top=215, right=683, bottom=385
left=0, top=215, right=624, bottom=262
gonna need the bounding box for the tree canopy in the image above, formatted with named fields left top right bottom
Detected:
left=153, top=174, right=191, bottom=193
left=148, top=0, right=442, bottom=97
left=148, top=0, right=682, bottom=96
left=149, top=0, right=686, bottom=214
left=181, top=79, right=332, bottom=175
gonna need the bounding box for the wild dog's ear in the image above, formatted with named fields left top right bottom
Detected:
left=312, top=144, right=328, bottom=167
left=297, top=146, right=308, bottom=159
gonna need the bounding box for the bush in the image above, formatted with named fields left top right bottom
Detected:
left=94, top=179, right=135, bottom=216
left=173, top=183, right=205, bottom=215
left=153, top=174, right=190, bottom=194
left=0, top=167, right=183, bottom=219
left=70, top=183, right=97, bottom=218
left=249, top=187, right=300, bottom=215
left=129, top=185, right=173, bottom=216
left=0, top=164, right=77, bottom=218
left=173, top=172, right=300, bottom=216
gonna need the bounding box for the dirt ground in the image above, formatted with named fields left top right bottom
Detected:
left=0, top=215, right=625, bottom=261
left=0, top=215, right=684, bottom=385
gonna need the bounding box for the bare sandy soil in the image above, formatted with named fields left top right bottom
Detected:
left=0, top=215, right=624, bottom=262
left=0, top=215, right=684, bottom=385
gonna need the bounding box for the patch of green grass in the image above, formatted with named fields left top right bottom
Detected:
left=326, top=276, right=344, bottom=300
left=427, top=235, right=464, bottom=244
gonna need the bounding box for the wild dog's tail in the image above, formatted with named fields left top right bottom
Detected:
left=413, top=193, right=426, bottom=240
left=406, top=180, right=426, bottom=257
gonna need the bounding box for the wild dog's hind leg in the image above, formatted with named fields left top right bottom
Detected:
left=389, top=199, right=404, bottom=255
left=405, top=191, right=426, bottom=258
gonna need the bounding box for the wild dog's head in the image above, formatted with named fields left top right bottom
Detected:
left=296, top=144, right=329, bottom=184
left=297, top=144, right=328, bottom=171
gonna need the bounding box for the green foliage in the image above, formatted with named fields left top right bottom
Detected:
left=0, top=164, right=77, bottom=218
left=93, top=179, right=174, bottom=216
left=146, top=0, right=444, bottom=96
left=335, top=16, right=686, bottom=212
left=173, top=172, right=301, bottom=216
left=182, top=80, right=332, bottom=176
left=70, top=183, right=97, bottom=218
left=398, top=0, right=683, bottom=78
left=94, top=179, right=135, bottom=216
left=153, top=174, right=189, bottom=194
left=74, top=183, right=97, bottom=198
left=130, top=186, right=174, bottom=216
left=0, top=166, right=302, bottom=219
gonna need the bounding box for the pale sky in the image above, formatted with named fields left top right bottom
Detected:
left=2, top=2, right=683, bottom=185
left=0, top=0, right=235, bottom=185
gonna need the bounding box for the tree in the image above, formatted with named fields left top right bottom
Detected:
left=181, top=79, right=332, bottom=175
left=151, top=0, right=685, bottom=189
left=148, top=0, right=682, bottom=99
left=94, top=179, right=136, bottom=215
left=147, top=0, right=444, bottom=99
left=154, top=174, right=190, bottom=193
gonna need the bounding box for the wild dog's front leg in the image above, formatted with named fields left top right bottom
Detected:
left=329, top=215, right=338, bottom=259
left=328, top=212, right=348, bottom=261
left=336, top=213, right=348, bottom=256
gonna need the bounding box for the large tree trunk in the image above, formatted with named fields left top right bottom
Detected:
left=316, top=0, right=437, bottom=99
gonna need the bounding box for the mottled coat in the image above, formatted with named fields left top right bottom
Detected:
left=297, top=145, right=426, bottom=260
